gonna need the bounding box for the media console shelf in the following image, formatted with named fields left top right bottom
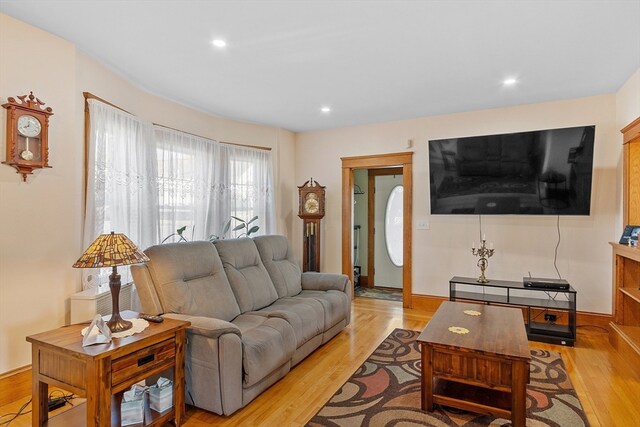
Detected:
left=449, top=276, right=576, bottom=346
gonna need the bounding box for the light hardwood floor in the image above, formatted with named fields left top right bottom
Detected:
left=2, top=297, right=639, bottom=426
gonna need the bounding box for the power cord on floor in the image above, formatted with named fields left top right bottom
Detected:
left=0, top=398, right=31, bottom=426
left=0, top=391, right=74, bottom=426
left=47, top=391, right=75, bottom=411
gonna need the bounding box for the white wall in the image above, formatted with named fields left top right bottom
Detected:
left=295, top=95, right=620, bottom=315
left=0, top=13, right=296, bottom=373
left=614, top=69, right=640, bottom=235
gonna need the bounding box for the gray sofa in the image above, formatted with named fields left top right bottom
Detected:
left=130, top=235, right=351, bottom=415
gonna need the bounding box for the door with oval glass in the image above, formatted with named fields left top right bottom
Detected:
left=372, top=171, right=403, bottom=289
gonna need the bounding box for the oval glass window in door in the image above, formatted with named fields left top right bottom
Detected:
left=384, top=185, right=403, bottom=267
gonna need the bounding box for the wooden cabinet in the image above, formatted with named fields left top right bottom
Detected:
left=26, top=311, right=189, bottom=427
left=610, top=116, right=640, bottom=365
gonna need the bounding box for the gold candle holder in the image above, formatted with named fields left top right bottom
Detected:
left=471, top=239, right=494, bottom=283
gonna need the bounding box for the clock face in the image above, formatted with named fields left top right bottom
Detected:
left=304, top=196, right=319, bottom=214
left=17, top=115, right=42, bottom=137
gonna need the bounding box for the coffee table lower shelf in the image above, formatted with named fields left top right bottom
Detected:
left=432, top=379, right=512, bottom=420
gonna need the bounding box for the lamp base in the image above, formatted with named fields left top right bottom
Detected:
left=106, top=312, right=133, bottom=333
left=108, top=266, right=133, bottom=333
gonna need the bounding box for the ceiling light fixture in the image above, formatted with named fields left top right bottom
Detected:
left=503, top=77, right=518, bottom=86
left=212, top=39, right=227, bottom=48
left=321, top=107, right=331, bottom=113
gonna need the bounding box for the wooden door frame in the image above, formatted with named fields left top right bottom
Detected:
left=342, top=152, right=413, bottom=308
left=367, top=167, right=404, bottom=289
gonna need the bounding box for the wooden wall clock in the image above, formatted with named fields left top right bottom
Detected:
left=2, top=92, right=53, bottom=181
left=298, top=178, right=326, bottom=272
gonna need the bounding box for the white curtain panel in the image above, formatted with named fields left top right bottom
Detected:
left=82, top=100, right=275, bottom=290
left=82, top=100, right=159, bottom=289
left=225, top=144, right=275, bottom=238
left=154, top=127, right=228, bottom=241
left=154, top=127, right=275, bottom=240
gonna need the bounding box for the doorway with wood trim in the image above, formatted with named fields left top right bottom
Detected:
left=341, top=152, right=413, bottom=308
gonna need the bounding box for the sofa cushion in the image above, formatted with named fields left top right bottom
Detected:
left=231, top=313, right=296, bottom=388
left=143, top=242, right=241, bottom=322
left=253, top=235, right=302, bottom=297
left=214, top=238, right=279, bottom=312
left=294, top=290, right=350, bottom=331
left=252, top=297, right=324, bottom=348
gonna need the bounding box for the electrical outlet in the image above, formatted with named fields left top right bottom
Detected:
left=417, top=221, right=430, bottom=230
left=544, top=314, right=557, bottom=322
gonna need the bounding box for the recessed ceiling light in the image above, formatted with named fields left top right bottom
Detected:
left=503, top=77, right=518, bottom=86
left=212, top=39, right=227, bottom=48
left=321, top=107, right=331, bottom=113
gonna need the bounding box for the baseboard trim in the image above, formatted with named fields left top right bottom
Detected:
left=0, top=365, right=31, bottom=407
left=410, top=294, right=612, bottom=328
left=410, top=294, right=447, bottom=311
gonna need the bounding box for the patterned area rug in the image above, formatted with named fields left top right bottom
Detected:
left=354, top=286, right=403, bottom=302
left=308, top=329, right=589, bottom=427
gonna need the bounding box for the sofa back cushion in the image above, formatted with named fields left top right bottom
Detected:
left=143, top=241, right=241, bottom=321
left=214, top=238, right=279, bottom=312
left=253, top=235, right=302, bottom=297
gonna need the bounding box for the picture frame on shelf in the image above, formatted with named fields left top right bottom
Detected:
left=619, top=225, right=640, bottom=246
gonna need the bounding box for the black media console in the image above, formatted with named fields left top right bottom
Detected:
left=449, top=276, right=577, bottom=346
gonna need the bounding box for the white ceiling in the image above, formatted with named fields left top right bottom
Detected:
left=1, top=0, right=639, bottom=132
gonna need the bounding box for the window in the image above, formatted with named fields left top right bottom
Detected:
left=82, top=99, right=274, bottom=289
left=384, top=185, right=403, bottom=267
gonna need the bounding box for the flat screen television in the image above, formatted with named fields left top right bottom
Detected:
left=428, top=125, right=595, bottom=215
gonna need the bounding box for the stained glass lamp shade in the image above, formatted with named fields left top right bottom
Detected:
left=73, top=232, right=150, bottom=332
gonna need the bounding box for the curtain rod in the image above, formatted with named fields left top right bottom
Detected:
left=153, top=123, right=271, bottom=151
left=83, top=91, right=272, bottom=151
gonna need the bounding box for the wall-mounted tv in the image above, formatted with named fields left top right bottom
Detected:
left=428, top=125, right=595, bottom=215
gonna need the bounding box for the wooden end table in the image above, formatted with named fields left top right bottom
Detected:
left=26, top=311, right=190, bottom=427
left=417, top=301, right=531, bottom=427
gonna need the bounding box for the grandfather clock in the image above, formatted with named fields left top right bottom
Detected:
left=298, top=178, right=326, bottom=272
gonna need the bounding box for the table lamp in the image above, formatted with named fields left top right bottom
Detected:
left=73, top=232, right=150, bottom=333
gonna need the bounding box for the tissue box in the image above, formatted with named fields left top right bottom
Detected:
left=148, top=378, right=173, bottom=413
left=121, top=386, right=145, bottom=426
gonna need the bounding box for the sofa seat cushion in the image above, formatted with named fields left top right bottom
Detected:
left=294, top=290, right=350, bottom=331
left=215, top=239, right=279, bottom=312
left=252, top=297, right=324, bottom=348
left=231, top=313, right=296, bottom=388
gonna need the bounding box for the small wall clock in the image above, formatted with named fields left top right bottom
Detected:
left=298, top=178, right=326, bottom=272
left=2, top=92, right=53, bottom=181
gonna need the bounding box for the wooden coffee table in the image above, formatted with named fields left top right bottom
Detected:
left=417, top=301, right=531, bottom=427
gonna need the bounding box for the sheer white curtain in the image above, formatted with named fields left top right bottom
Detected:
left=82, top=100, right=276, bottom=289
left=154, top=127, right=275, bottom=240
left=82, top=100, right=159, bottom=289
left=154, top=127, right=227, bottom=241
left=225, top=144, right=275, bottom=237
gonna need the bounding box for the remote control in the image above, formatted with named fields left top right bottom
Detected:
left=139, top=314, right=164, bottom=323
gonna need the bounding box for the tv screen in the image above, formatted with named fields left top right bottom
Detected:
left=428, top=125, right=595, bottom=215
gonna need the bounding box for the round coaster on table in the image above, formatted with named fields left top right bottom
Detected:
left=463, top=309, right=482, bottom=316
left=448, top=326, right=470, bottom=334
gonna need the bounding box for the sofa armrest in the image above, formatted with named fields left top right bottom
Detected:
left=302, top=272, right=350, bottom=293
left=162, top=313, right=241, bottom=339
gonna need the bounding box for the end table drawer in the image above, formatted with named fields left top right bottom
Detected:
left=112, top=338, right=175, bottom=387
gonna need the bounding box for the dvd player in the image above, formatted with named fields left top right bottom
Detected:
left=523, top=277, right=570, bottom=290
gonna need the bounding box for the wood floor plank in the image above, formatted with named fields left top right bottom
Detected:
left=1, top=298, right=638, bottom=426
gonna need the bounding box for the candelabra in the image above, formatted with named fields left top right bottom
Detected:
left=471, top=239, right=494, bottom=283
